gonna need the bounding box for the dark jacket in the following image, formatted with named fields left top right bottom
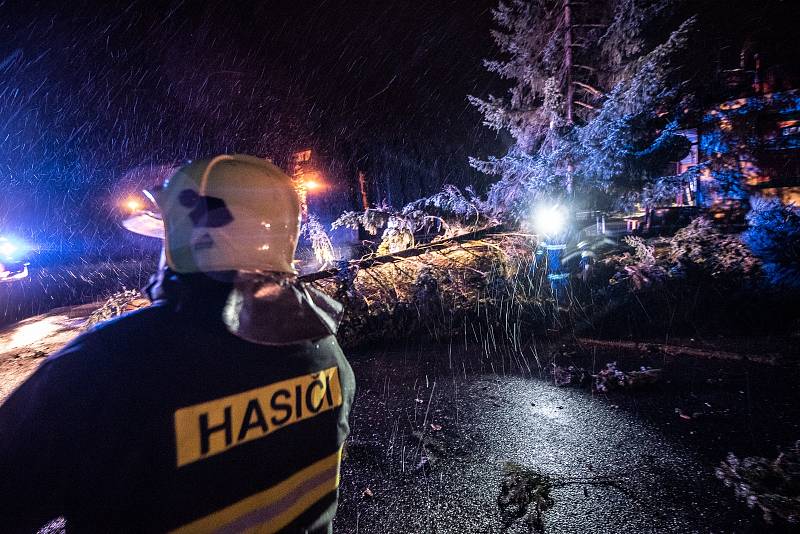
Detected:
left=0, top=270, right=355, bottom=533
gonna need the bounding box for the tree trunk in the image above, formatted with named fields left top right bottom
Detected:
left=564, top=0, right=574, bottom=126
left=564, top=0, right=574, bottom=195
left=358, top=171, right=370, bottom=210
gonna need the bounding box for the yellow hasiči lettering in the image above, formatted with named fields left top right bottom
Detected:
left=173, top=366, right=343, bottom=467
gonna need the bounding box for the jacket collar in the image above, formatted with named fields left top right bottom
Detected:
left=144, top=268, right=343, bottom=345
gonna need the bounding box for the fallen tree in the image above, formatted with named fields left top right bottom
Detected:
left=309, top=231, right=544, bottom=351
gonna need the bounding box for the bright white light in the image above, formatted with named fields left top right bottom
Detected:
left=142, top=189, right=157, bottom=205
left=0, top=240, right=16, bottom=258
left=533, top=205, right=568, bottom=238
left=0, top=237, right=24, bottom=258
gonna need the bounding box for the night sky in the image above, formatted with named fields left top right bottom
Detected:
left=1, top=0, right=505, bottom=255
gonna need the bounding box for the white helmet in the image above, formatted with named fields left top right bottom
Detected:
left=144, top=154, right=301, bottom=274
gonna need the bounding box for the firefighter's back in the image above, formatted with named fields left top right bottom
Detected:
left=1, top=301, right=353, bottom=533
left=0, top=155, right=355, bottom=533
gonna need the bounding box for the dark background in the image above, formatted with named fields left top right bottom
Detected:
left=0, top=0, right=505, bottom=263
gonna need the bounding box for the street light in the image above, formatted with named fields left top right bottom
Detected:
left=120, top=192, right=165, bottom=239
left=125, top=198, right=143, bottom=212
left=292, top=172, right=325, bottom=219
left=303, top=178, right=323, bottom=191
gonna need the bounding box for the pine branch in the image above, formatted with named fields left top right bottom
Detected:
left=573, top=81, right=604, bottom=97
left=574, top=100, right=599, bottom=110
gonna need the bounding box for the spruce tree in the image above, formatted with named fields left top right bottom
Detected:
left=468, top=0, right=610, bottom=217
left=471, top=0, right=695, bottom=218
left=580, top=10, right=695, bottom=209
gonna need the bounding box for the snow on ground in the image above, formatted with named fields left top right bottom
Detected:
left=0, top=303, right=97, bottom=401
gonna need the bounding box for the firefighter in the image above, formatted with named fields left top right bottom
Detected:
left=0, top=154, right=355, bottom=533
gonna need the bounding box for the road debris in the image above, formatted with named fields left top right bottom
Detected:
left=717, top=440, right=800, bottom=525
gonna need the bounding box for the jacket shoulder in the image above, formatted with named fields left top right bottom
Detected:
left=45, top=303, right=172, bottom=368
left=82, top=302, right=172, bottom=338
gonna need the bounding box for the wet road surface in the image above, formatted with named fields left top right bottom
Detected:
left=335, top=343, right=800, bottom=533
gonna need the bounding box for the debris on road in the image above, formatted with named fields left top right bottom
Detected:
left=497, top=461, right=625, bottom=532
left=551, top=361, right=662, bottom=393
left=497, top=462, right=554, bottom=532
left=552, top=364, right=590, bottom=387
left=717, top=440, right=800, bottom=525
left=594, top=362, right=662, bottom=392
left=83, top=289, right=148, bottom=329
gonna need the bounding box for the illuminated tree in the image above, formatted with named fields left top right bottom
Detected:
left=744, top=198, right=800, bottom=290
left=469, top=0, right=610, bottom=214
left=471, top=0, right=695, bottom=217
left=579, top=12, right=695, bottom=209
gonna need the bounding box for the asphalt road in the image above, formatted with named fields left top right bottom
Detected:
left=335, top=343, right=800, bottom=533
left=5, top=303, right=797, bottom=533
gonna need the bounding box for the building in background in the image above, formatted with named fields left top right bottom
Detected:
left=682, top=38, right=800, bottom=208
left=694, top=90, right=800, bottom=207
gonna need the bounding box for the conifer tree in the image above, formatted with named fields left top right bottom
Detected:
left=471, top=0, right=695, bottom=217
left=580, top=10, right=695, bottom=208
left=468, top=0, right=610, bottom=217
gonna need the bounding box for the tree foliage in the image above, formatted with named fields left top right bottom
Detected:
left=332, top=186, right=494, bottom=254
left=743, top=198, right=800, bottom=290
left=580, top=15, right=695, bottom=208
left=302, top=215, right=336, bottom=267
left=717, top=441, right=800, bottom=525
left=471, top=0, right=695, bottom=217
